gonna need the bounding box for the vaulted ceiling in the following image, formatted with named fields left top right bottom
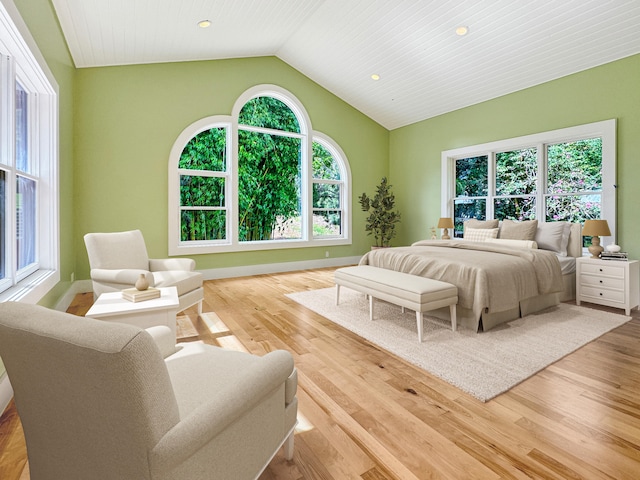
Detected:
left=51, top=0, right=640, bottom=130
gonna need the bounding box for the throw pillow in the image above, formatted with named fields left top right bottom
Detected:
left=485, top=238, right=538, bottom=249
left=464, top=227, right=499, bottom=242
left=499, top=219, right=538, bottom=241
left=464, top=219, right=499, bottom=231
left=535, top=221, right=571, bottom=255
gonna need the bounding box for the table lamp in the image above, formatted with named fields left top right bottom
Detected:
left=582, top=219, right=611, bottom=258
left=437, top=217, right=454, bottom=240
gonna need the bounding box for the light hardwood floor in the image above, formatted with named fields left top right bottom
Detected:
left=2, top=267, right=640, bottom=479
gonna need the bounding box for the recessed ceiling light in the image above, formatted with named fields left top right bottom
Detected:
left=455, top=26, right=469, bottom=36
left=198, top=20, right=212, bottom=28
left=371, top=74, right=380, bottom=81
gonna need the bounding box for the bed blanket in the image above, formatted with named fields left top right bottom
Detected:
left=359, top=240, right=563, bottom=321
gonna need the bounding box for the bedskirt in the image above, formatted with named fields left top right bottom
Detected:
left=417, top=273, right=574, bottom=332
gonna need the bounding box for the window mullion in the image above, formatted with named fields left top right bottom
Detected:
left=238, top=124, right=304, bottom=139
left=487, top=151, right=495, bottom=220
left=229, top=121, right=238, bottom=246
left=536, top=142, right=545, bottom=220
left=0, top=55, right=14, bottom=169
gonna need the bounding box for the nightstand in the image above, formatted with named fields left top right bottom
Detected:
left=576, top=257, right=639, bottom=315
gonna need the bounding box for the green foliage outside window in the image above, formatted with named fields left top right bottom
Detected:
left=453, top=138, right=603, bottom=236
left=454, top=156, right=488, bottom=236
left=238, top=96, right=302, bottom=241
left=455, top=156, right=487, bottom=197
left=179, top=128, right=227, bottom=241
left=494, top=148, right=537, bottom=221
left=546, top=139, right=602, bottom=223
left=238, top=130, right=301, bottom=241
left=239, top=96, right=300, bottom=133
left=179, top=128, right=226, bottom=171
left=312, top=142, right=342, bottom=236
left=178, top=97, right=345, bottom=244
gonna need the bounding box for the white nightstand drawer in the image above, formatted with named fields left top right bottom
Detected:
left=580, top=285, right=625, bottom=303
left=580, top=275, right=625, bottom=290
left=576, top=257, right=639, bottom=315
left=580, top=262, right=625, bottom=277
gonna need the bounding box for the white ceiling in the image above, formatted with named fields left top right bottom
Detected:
left=50, top=0, right=640, bottom=130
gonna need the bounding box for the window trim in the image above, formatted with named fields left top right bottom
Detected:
left=168, top=85, right=351, bottom=255
left=0, top=0, right=59, bottom=303
left=311, top=131, right=352, bottom=240
left=441, top=119, right=616, bottom=242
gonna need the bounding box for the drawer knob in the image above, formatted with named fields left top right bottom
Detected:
left=599, top=280, right=603, bottom=283
left=599, top=268, right=603, bottom=272
left=599, top=292, right=603, bottom=296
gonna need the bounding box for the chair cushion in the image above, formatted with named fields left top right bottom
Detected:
left=152, top=270, right=203, bottom=296
left=84, top=230, right=150, bottom=270
left=335, top=266, right=457, bottom=304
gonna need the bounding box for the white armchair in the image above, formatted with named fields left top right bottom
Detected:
left=84, top=229, right=203, bottom=314
left=0, top=302, right=298, bottom=480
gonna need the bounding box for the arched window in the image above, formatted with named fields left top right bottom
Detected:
left=168, top=85, right=351, bottom=254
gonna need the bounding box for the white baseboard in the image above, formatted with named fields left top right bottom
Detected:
left=54, top=279, right=92, bottom=311
left=56, top=257, right=361, bottom=303
left=199, top=256, right=362, bottom=280
left=0, top=374, right=13, bottom=415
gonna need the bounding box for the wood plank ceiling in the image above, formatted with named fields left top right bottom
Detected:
left=51, top=0, right=640, bottom=130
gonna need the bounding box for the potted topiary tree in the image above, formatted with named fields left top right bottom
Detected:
left=358, top=177, right=401, bottom=248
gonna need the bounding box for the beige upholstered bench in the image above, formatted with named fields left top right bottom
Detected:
left=334, top=265, right=458, bottom=342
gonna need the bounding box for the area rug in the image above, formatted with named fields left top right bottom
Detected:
left=286, top=287, right=631, bottom=402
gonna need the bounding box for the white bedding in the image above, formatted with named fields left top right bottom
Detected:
left=557, top=254, right=576, bottom=275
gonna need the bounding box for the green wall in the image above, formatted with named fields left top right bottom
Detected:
left=390, top=53, right=640, bottom=259
left=73, top=57, right=389, bottom=278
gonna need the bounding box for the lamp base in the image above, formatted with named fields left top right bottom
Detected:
left=588, top=236, right=603, bottom=258
left=441, top=228, right=451, bottom=240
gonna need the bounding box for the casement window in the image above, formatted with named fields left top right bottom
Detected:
left=169, top=85, right=351, bottom=254
left=0, top=1, right=59, bottom=302
left=441, top=120, right=616, bottom=240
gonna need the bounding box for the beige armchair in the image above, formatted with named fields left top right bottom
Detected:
left=84, top=229, right=203, bottom=314
left=0, top=302, right=298, bottom=480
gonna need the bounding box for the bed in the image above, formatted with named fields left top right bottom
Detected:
left=359, top=222, right=581, bottom=332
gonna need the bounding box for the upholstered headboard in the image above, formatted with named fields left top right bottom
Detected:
left=566, top=223, right=583, bottom=258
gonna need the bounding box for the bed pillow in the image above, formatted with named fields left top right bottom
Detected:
left=499, top=219, right=538, bottom=241
left=535, top=221, right=571, bottom=256
left=464, top=227, right=499, bottom=242
left=485, top=238, right=538, bottom=249
left=464, top=219, right=499, bottom=231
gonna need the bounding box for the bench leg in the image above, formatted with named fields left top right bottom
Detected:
left=450, top=304, right=457, bottom=332
left=369, top=295, right=374, bottom=321
left=335, top=284, right=340, bottom=305
left=416, top=311, right=424, bottom=342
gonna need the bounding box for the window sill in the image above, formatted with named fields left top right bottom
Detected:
left=169, top=237, right=352, bottom=256
left=0, top=269, right=59, bottom=304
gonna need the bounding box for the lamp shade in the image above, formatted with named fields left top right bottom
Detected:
left=437, top=217, right=454, bottom=229
left=582, top=219, right=611, bottom=237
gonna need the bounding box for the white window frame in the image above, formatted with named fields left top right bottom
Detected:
left=311, top=132, right=351, bottom=240
left=441, top=119, right=616, bottom=243
left=168, top=85, right=351, bottom=255
left=0, top=0, right=59, bottom=303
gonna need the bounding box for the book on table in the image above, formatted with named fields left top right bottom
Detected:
left=600, top=252, right=628, bottom=261
left=122, top=287, right=161, bottom=302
